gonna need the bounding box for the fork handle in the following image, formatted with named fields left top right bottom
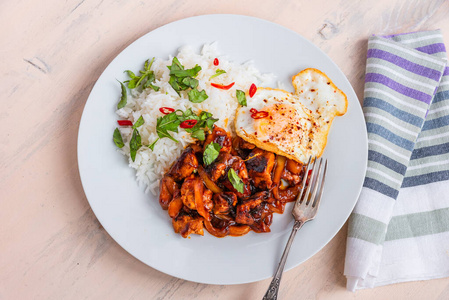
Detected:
left=262, top=220, right=303, bottom=300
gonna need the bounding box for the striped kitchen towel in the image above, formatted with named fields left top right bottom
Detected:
left=344, top=30, right=449, bottom=291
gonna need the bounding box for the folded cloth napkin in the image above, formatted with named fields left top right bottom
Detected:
left=344, top=29, right=449, bottom=291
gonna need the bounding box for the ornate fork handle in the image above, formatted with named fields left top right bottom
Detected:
left=262, top=220, right=304, bottom=300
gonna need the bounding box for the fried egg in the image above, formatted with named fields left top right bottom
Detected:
left=235, top=68, right=347, bottom=163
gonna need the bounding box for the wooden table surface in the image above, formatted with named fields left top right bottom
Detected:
left=2, top=0, right=449, bottom=299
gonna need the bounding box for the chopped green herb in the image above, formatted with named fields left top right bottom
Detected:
left=129, top=128, right=142, bottom=162
left=124, top=58, right=159, bottom=91
left=236, top=89, right=247, bottom=107
left=188, top=89, right=209, bottom=103
left=132, top=116, right=144, bottom=129
left=203, top=143, right=221, bottom=165
left=170, top=65, right=201, bottom=78
left=209, top=69, right=226, bottom=80
left=149, top=109, right=218, bottom=149
left=148, top=138, right=159, bottom=151
left=190, top=129, right=205, bottom=141
left=113, top=128, right=124, bottom=148
left=157, top=112, right=181, bottom=133
left=181, top=77, right=199, bottom=89
left=117, top=80, right=127, bottom=109
left=228, top=168, right=244, bottom=193
left=167, top=57, right=208, bottom=102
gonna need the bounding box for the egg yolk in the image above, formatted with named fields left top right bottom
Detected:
left=255, top=103, right=297, bottom=138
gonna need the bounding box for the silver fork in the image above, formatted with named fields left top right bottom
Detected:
left=262, top=156, right=328, bottom=300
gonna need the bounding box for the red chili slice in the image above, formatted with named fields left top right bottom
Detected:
left=117, top=120, right=133, bottom=126
left=249, top=83, right=257, bottom=98
left=251, top=111, right=269, bottom=119
left=180, top=119, right=198, bottom=128
left=213, top=58, right=219, bottom=66
left=211, top=82, right=235, bottom=90
left=250, top=108, right=258, bottom=114
left=159, top=107, right=175, bottom=115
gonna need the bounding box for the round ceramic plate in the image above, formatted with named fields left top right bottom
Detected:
left=78, top=14, right=367, bottom=285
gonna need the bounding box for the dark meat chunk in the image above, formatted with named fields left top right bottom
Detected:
left=159, top=175, right=178, bottom=210
left=204, top=126, right=232, bottom=153
left=245, top=148, right=275, bottom=189
left=235, top=191, right=269, bottom=225
left=213, top=192, right=238, bottom=215
left=231, top=136, right=255, bottom=157
left=172, top=214, right=204, bottom=238
left=206, top=153, right=232, bottom=182
left=239, top=138, right=256, bottom=150
left=169, top=147, right=198, bottom=181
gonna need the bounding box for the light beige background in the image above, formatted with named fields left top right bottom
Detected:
left=1, top=0, right=449, bottom=299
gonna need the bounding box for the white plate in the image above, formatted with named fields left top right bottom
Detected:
left=78, top=14, right=367, bottom=285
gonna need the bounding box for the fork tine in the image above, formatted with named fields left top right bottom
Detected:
left=295, top=156, right=313, bottom=205
left=312, top=159, right=327, bottom=208
left=302, top=157, right=320, bottom=205
left=308, top=158, right=323, bottom=205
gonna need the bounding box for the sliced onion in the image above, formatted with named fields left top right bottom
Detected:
left=198, top=166, right=222, bottom=194
left=272, top=155, right=286, bottom=199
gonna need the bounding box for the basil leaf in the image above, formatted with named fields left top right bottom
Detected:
left=206, top=117, right=218, bottom=130
left=203, top=142, right=221, bottom=165
left=168, top=76, right=181, bottom=94
left=143, top=73, right=155, bottom=88
left=236, top=89, right=247, bottom=107
left=199, top=111, right=212, bottom=120
left=124, top=70, right=136, bottom=79
left=170, top=65, right=201, bottom=78
left=190, top=129, right=205, bottom=141
left=132, top=116, right=144, bottom=129
left=124, top=57, right=157, bottom=90
left=157, top=112, right=181, bottom=133
left=149, top=84, right=160, bottom=91
left=209, top=69, right=226, bottom=80
left=126, top=79, right=138, bottom=89
left=113, top=128, right=124, bottom=148
left=129, top=128, right=142, bottom=162
left=168, top=57, right=184, bottom=71
left=188, top=89, right=208, bottom=103
left=228, top=168, right=244, bottom=193
left=181, top=77, right=199, bottom=89
left=178, top=110, right=199, bottom=123
left=156, top=127, right=178, bottom=143
left=148, top=138, right=159, bottom=151
left=117, top=80, right=127, bottom=109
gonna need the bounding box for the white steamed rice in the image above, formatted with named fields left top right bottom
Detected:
left=116, top=43, right=275, bottom=195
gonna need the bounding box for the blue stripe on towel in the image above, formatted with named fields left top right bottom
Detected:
left=366, top=123, right=415, bottom=151
left=363, top=97, right=424, bottom=127
left=410, top=142, right=449, bottom=160
left=363, top=177, right=399, bottom=199
left=368, top=150, right=408, bottom=175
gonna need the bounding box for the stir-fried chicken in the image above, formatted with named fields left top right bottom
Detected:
left=235, top=191, right=269, bottom=225
left=158, top=126, right=306, bottom=238
left=172, top=214, right=204, bottom=238
left=245, top=148, right=275, bottom=189
left=213, top=192, right=238, bottom=215
left=203, top=126, right=232, bottom=153
left=159, top=175, right=178, bottom=209
left=169, top=147, right=198, bottom=181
